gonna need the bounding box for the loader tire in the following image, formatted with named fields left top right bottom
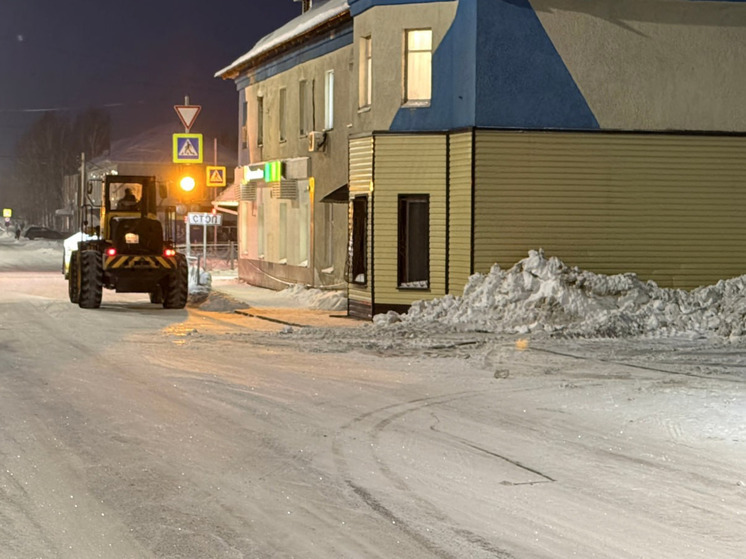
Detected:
left=78, top=250, right=103, bottom=309
left=68, top=251, right=80, bottom=304
left=163, top=253, right=188, bottom=309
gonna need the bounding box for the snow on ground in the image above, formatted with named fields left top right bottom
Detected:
left=375, top=249, right=746, bottom=340
left=0, top=233, right=63, bottom=272
left=278, top=283, right=347, bottom=311
left=207, top=275, right=347, bottom=311
left=6, top=234, right=746, bottom=341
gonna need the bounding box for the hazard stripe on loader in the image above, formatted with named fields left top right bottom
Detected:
left=105, top=255, right=175, bottom=270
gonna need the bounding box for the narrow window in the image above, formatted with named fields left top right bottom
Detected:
left=299, top=198, right=309, bottom=266
left=299, top=80, right=314, bottom=136
left=239, top=201, right=250, bottom=256
left=324, top=203, right=334, bottom=268
left=404, top=29, right=432, bottom=104
left=257, top=189, right=265, bottom=258
left=256, top=96, right=264, bottom=146
left=241, top=100, right=248, bottom=148
left=299, top=80, right=307, bottom=136
left=279, top=203, right=287, bottom=263
left=358, top=36, right=372, bottom=109
left=398, top=195, right=429, bottom=288
left=324, top=70, right=334, bottom=130
left=351, top=196, right=368, bottom=284
left=279, top=87, right=287, bottom=142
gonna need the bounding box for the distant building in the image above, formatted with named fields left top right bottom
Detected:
left=63, top=124, right=237, bottom=240
left=219, top=0, right=746, bottom=319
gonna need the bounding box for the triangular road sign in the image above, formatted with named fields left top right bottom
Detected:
left=174, top=105, right=201, bottom=131
left=206, top=166, right=227, bottom=187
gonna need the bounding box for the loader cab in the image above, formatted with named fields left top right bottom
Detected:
left=101, top=175, right=158, bottom=241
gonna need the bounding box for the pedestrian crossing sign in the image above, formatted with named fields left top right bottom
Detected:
left=206, top=166, right=226, bottom=187
left=172, top=133, right=203, bottom=163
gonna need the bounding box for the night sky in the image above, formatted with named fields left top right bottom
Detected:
left=0, top=0, right=301, bottom=173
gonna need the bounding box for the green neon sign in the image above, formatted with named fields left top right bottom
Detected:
left=264, top=160, right=282, bottom=182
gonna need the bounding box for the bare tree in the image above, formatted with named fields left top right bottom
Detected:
left=13, top=112, right=71, bottom=226
left=12, top=109, right=110, bottom=227
left=73, top=108, right=110, bottom=160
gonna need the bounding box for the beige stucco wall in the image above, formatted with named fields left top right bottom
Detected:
left=351, top=2, right=459, bottom=134
left=238, top=41, right=354, bottom=288
left=532, top=0, right=746, bottom=131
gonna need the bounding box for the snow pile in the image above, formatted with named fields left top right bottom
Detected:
left=375, top=250, right=746, bottom=339
left=188, top=269, right=212, bottom=305
left=280, top=284, right=347, bottom=311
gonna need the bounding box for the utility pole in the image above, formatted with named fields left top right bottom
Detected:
left=79, top=152, right=85, bottom=233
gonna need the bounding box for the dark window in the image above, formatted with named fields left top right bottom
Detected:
left=241, top=101, right=248, bottom=148
left=257, top=96, right=264, bottom=146
left=279, top=88, right=287, bottom=142
left=398, top=195, right=429, bottom=288
left=350, top=196, right=368, bottom=284
left=299, top=79, right=314, bottom=136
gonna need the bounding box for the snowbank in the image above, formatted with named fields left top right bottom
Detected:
left=279, top=284, right=347, bottom=311
left=375, top=250, right=746, bottom=339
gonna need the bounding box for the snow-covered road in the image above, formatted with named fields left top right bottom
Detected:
left=0, top=236, right=744, bottom=558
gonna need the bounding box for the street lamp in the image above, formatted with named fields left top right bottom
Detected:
left=180, top=175, right=196, bottom=192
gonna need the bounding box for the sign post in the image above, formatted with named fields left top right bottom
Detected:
left=187, top=212, right=222, bottom=274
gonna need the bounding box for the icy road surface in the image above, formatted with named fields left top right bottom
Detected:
left=0, top=236, right=744, bottom=558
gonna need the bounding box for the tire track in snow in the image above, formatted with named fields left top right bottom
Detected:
left=333, top=391, right=518, bottom=559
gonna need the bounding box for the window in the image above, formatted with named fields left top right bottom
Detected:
left=359, top=36, right=372, bottom=108
left=299, top=79, right=314, bottom=136
left=110, top=182, right=142, bottom=212
left=398, top=195, right=429, bottom=288
left=257, top=189, right=265, bottom=258
left=404, top=29, right=432, bottom=104
left=239, top=202, right=250, bottom=256
left=279, top=203, right=287, bottom=263
left=323, top=203, right=334, bottom=269
left=350, top=196, right=368, bottom=284
left=241, top=100, right=248, bottom=148
left=299, top=197, right=310, bottom=266
left=279, top=87, right=287, bottom=142
left=256, top=96, right=264, bottom=146
left=324, top=70, right=334, bottom=130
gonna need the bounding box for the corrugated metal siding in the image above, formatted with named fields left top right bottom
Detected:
left=373, top=134, right=448, bottom=306
left=448, top=131, right=473, bottom=295
left=349, top=136, right=374, bottom=195
left=473, top=130, right=746, bottom=288
left=348, top=136, right=374, bottom=309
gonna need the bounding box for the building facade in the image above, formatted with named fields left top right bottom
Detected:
left=220, top=0, right=746, bottom=318
left=217, top=1, right=353, bottom=290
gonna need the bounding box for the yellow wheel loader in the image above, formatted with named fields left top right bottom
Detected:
left=67, top=174, right=187, bottom=309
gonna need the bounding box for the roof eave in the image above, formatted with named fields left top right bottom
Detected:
left=215, top=11, right=351, bottom=81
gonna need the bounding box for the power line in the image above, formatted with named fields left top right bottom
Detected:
left=0, top=102, right=127, bottom=115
